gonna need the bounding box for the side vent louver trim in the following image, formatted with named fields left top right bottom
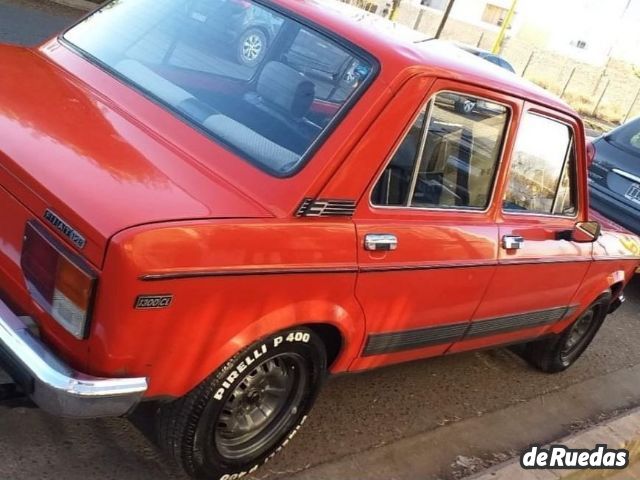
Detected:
left=296, top=198, right=356, bottom=217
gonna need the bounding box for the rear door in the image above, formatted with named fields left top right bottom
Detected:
left=450, top=104, right=592, bottom=353
left=350, top=81, right=516, bottom=371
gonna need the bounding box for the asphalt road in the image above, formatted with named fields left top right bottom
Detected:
left=0, top=0, right=80, bottom=45
left=0, top=2, right=639, bottom=480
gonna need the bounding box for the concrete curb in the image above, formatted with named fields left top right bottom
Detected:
left=47, top=0, right=96, bottom=11
left=468, top=408, right=640, bottom=480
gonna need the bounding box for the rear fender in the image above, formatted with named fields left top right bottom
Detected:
left=548, top=265, right=627, bottom=334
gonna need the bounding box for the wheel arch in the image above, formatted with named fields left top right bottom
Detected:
left=610, top=280, right=624, bottom=299
left=160, top=299, right=365, bottom=399
left=549, top=267, right=625, bottom=335
left=241, top=25, right=271, bottom=43
left=306, top=322, right=343, bottom=369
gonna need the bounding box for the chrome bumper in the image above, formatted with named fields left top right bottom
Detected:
left=0, top=299, right=147, bottom=418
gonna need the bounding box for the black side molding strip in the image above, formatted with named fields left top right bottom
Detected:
left=363, top=322, right=468, bottom=356
left=362, top=305, right=578, bottom=357
left=464, top=306, right=569, bottom=339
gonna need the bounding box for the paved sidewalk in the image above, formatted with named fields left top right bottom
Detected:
left=609, top=461, right=640, bottom=479
left=469, top=408, right=640, bottom=480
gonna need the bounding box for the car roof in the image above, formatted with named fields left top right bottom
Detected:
left=274, top=0, right=573, bottom=115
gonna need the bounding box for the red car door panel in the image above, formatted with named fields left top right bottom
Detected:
left=352, top=218, right=498, bottom=370
left=349, top=81, right=517, bottom=371
left=450, top=104, right=591, bottom=353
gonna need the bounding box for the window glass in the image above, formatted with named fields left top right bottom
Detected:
left=504, top=113, right=576, bottom=215
left=64, top=0, right=373, bottom=176
left=372, top=92, right=509, bottom=209
left=553, top=150, right=577, bottom=216
left=609, top=117, right=640, bottom=153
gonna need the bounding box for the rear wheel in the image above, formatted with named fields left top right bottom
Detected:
left=236, top=28, right=268, bottom=67
left=156, top=327, right=326, bottom=480
left=521, top=293, right=611, bottom=373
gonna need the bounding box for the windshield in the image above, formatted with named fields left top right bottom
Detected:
left=64, top=0, right=374, bottom=176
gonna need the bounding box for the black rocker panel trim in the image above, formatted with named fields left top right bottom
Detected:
left=362, top=306, right=574, bottom=356
left=363, top=322, right=468, bottom=356
left=464, top=306, right=569, bottom=339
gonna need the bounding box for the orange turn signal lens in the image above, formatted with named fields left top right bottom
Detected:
left=56, top=256, right=94, bottom=311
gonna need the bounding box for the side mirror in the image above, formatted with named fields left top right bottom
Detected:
left=557, top=221, right=602, bottom=243
left=572, top=221, right=602, bottom=243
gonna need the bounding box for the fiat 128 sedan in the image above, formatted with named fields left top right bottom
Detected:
left=0, top=0, right=638, bottom=479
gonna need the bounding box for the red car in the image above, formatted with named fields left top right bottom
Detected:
left=0, top=1, right=639, bottom=479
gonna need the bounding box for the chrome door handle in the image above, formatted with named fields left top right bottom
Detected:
left=364, top=234, right=398, bottom=251
left=502, top=235, right=524, bottom=250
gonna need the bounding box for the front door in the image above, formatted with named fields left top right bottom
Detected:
left=450, top=105, right=592, bottom=353
left=350, top=84, right=515, bottom=371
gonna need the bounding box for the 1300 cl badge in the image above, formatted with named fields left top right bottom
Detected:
left=135, top=295, right=174, bottom=309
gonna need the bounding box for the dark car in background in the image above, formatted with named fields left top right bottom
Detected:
left=458, top=44, right=516, bottom=73
left=188, top=0, right=283, bottom=66
left=589, top=116, right=640, bottom=234
left=453, top=44, right=516, bottom=113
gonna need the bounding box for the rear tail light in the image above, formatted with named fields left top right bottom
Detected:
left=21, top=221, right=97, bottom=339
left=586, top=141, right=596, bottom=168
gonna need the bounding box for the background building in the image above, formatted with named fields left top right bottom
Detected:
left=410, top=0, right=640, bottom=66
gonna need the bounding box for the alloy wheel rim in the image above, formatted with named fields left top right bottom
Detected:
left=242, top=34, right=263, bottom=62
left=214, top=353, right=307, bottom=460
left=562, top=310, right=596, bottom=358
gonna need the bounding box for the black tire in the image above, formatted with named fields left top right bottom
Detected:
left=156, top=327, right=326, bottom=480
left=236, top=28, right=268, bottom=67
left=521, top=293, right=611, bottom=373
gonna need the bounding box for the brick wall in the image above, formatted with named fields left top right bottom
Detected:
left=393, top=3, right=640, bottom=125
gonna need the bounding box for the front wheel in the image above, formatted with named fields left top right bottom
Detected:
left=156, top=327, right=326, bottom=480
left=521, top=293, right=611, bottom=373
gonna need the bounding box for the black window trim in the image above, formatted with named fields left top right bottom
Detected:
left=369, top=88, right=513, bottom=214
left=502, top=111, right=579, bottom=220
left=57, top=0, right=381, bottom=179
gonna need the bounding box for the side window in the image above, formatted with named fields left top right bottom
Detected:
left=504, top=113, right=577, bottom=216
left=372, top=92, right=509, bottom=209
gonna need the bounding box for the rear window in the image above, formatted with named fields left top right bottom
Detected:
left=64, top=0, right=373, bottom=176
left=608, top=117, right=640, bottom=154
